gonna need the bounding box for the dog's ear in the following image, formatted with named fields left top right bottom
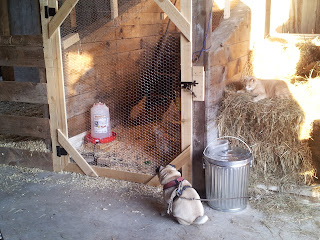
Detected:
left=169, top=164, right=176, bottom=169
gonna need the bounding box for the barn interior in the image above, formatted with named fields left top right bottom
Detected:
left=0, top=0, right=320, bottom=192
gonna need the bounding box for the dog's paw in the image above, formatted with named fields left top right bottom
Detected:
left=176, top=218, right=192, bottom=225
left=193, top=215, right=209, bottom=225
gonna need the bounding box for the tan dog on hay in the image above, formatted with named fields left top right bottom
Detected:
left=157, top=164, right=208, bottom=225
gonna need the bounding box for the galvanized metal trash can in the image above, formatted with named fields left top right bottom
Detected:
left=203, top=137, right=252, bottom=212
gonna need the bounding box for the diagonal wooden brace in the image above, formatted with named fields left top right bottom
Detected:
left=57, top=129, right=98, bottom=177
left=48, top=0, right=79, bottom=38
left=153, top=0, right=191, bottom=41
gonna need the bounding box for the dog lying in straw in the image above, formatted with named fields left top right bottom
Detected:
left=157, top=164, right=208, bottom=225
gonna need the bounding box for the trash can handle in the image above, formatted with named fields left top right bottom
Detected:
left=217, top=136, right=253, bottom=167
left=217, top=136, right=252, bottom=153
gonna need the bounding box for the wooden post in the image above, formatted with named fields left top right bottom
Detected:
left=191, top=0, right=211, bottom=195
left=61, top=0, right=77, bottom=29
left=110, top=0, right=118, bottom=19
left=224, top=0, right=230, bottom=19
left=180, top=0, right=193, bottom=182
left=70, top=6, right=77, bottom=28
left=39, top=0, right=69, bottom=172
left=0, top=0, right=10, bottom=35
left=265, top=0, right=271, bottom=37
left=0, top=0, right=15, bottom=81
left=316, top=0, right=320, bottom=34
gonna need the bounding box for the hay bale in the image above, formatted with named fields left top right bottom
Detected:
left=217, top=89, right=316, bottom=187
left=296, top=41, right=320, bottom=78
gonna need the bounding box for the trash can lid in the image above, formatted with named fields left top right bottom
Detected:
left=203, top=146, right=252, bottom=167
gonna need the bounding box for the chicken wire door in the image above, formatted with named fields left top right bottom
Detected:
left=46, top=0, right=193, bottom=184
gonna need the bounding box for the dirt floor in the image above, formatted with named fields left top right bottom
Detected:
left=0, top=164, right=320, bottom=240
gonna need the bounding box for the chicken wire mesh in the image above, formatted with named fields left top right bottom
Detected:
left=59, top=0, right=181, bottom=175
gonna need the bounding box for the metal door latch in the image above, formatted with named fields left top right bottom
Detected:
left=181, top=81, right=198, bottom=97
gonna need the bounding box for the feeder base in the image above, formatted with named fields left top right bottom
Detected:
left=86, top=132, right=116, bottom=144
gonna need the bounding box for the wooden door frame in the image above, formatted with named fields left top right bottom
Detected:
left=40, top=0, right=195, bottom=185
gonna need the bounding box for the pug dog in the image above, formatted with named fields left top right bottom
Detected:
left=157, top=164, right=208, bottom=225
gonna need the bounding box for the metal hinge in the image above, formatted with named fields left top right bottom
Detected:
left=56, top=146, right=67, bottom=157
left=45, top=6, right=56, bottom=18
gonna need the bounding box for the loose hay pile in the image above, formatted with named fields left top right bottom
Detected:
left=217, top=89, right=316, bottom=187
left=0, top=101, right=44, bottom=117
left=0, top=101, right=49, bottom=152
left=296, top=39, right=320, bottom=78
left=249, top=186, right=320, bottom=218
left=0, top=134, right=49, bottom=153
left=0, top=164, right=162, bottom=200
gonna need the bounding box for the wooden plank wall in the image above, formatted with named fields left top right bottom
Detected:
left=5, top=0, right=43, bottom=82
left=0, top=147, right=53, bottom=171
left=63, top=0, right=176, bottom=137
left=0, top=81, right=48, bottom=104
left=0, top=8, right=48, bottom=139
left=0, top=115, right=50, bottom=138
left=0, top=0, right=52, bottom=170
left=0, top=35, right=45, bottom=67
left=270, top=0, right=320, bottom=34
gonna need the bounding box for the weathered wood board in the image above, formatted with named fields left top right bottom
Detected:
left=0, top=45, right=45, bottom=67
left=0, top=82, right=48, bottom=104
left=0, top=35, right=43, bottom=46
left=7, top=0, right=41, bottom=35
left=0, top=114, right=50, bottom=139
left=64, top=163, right=154, bottom=184
left=0, top=147, right=53, bottom=171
